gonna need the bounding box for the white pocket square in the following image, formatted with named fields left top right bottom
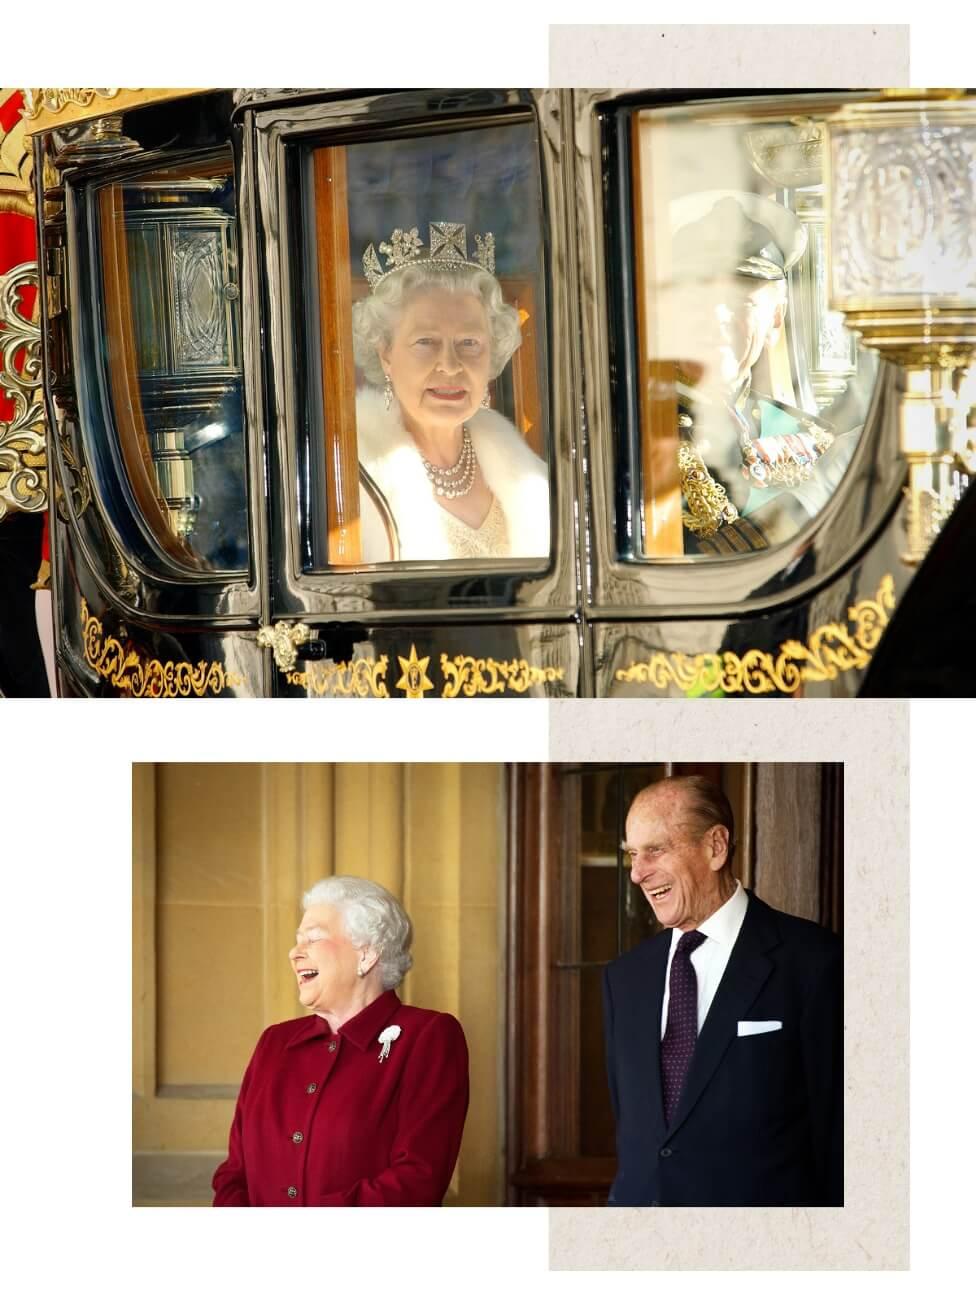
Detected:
left=738, top=1020, right=782, bottom=1037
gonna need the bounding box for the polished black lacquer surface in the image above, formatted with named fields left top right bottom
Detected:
left=37, top=88, right=960, bottom=697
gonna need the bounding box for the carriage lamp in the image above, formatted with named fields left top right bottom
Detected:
left=825, top=92, right=976, bottom=565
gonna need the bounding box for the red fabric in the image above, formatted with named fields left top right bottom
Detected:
left=0, top=90, right=24, bottom=133
left=212, top=989, right=469, bottom=1207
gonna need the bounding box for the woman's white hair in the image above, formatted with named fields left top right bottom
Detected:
left=351, top=262, right=522, bottom=387
left=302, top=875, right=413, bottom=990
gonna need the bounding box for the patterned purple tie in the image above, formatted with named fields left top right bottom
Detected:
left=660, top=929, right=707, bottom=1126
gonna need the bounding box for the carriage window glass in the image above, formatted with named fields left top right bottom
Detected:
left=299, top=120, right=551, bottom=569
left=621, top=102, right=878, bottom=559
left=88, top=154, right=248, bottom=574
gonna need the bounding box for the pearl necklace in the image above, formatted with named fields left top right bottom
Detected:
left=421, top=426, right=477, bottom=498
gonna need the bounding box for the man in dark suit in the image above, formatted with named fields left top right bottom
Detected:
left=603, top=775, right=842, bottom=1206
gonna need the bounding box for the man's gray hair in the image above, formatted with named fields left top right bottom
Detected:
left=302, top=875, right=413, bottom=990
left=351, top=262, right=522, bottom=387
left=632, top=775, right=737, bottom=868
left=677, top=775, right=737, bottom=868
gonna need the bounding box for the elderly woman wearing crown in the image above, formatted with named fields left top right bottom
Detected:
left=212, top=876, right=469, bottom=1206
left=351, top=221, right=549, bottom=561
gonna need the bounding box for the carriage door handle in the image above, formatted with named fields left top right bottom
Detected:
left=257, top=621, right=313, bottom=674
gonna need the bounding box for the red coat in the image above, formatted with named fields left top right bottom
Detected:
left=212, top=990, right=469, bottom=1206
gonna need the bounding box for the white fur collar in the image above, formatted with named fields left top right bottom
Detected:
left=356, top=386, right=550, bottom=560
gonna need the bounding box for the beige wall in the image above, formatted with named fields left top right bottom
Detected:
left=133, top=763, right=505, bottom=1206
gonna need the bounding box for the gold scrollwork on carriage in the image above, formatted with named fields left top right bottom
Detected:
left=614, top=574, right=896, bottom=695
left=262, top=627, right=565, bottom=697
left=440, top=654, right=566, bottom=697
left=285, top=648, right=564, bottom=697
left=287, top=658, right=391, bottom=698
left=81, top=599, right=246, bottom=697
left=0, top=260, right=47, bottom=520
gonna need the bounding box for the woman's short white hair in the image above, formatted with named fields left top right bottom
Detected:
left=351, top=262, right=522, bottom=387
left=302, top=875, right=413, bottom=990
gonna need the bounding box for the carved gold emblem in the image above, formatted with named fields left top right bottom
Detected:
left=396, top=645, right=435, bottom=698
left=20, top=89, right=120, bottom=120
left=0, top=261, right=47, bottom=520
left=614, top=575, right=895, bottom=695
left=81, top=600, right=246, bottom=697
left=257, top=621, right=310, bottom=672
left=0, top=95, right=34, bottom=210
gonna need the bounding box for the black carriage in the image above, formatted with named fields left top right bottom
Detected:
left=26, top=87, right=976, bottom=697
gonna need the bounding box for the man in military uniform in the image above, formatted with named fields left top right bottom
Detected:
left=660, top=191, right=851, bottom=555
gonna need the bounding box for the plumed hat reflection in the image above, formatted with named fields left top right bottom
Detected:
left=669, top=189, right=807, bottom=283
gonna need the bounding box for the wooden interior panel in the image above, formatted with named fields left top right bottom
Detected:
left=501, top=276, right=543, bottom=457
left=312, top=146, right=361, bottom=565
left=753, top=764, right=822, bottom=921
left=632, top=114, right=683, bottom=556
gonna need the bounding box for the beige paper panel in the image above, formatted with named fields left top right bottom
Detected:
left=549, top=25, right=910, bottom=87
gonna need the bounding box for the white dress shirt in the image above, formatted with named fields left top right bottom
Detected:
left=660, top=881, right=749, bottom=1039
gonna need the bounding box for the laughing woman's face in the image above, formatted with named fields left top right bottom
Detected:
left=289, top=904, right=363, bottom=1013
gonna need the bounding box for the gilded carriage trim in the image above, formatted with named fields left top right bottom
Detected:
left=19, top=89, right=198, bottom=135
left=80, top=600, right=246, bottom=697
left=257, top=621, right=310, bottom=673
left=614, top=575, right=896, bottom=695
left=54, top=430, right=92, bottom=520
left=440, top=654, right=565, bottom=697
left=0, top=260, right=47, bottom=519
left=286, top=658, right=391, bottom=698
left=20, top=89, right=121, bottom=120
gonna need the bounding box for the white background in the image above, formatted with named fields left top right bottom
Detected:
left=5, top=7, right=975, bottom=1288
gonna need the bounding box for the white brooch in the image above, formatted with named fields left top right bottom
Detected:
left=377, top=1025, right=401, bottom=1063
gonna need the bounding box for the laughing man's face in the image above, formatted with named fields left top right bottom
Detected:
left=622, top=786, right=729, bottom=931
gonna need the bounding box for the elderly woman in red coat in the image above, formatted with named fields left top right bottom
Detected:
left=213, top=876, right=469, bottom=1206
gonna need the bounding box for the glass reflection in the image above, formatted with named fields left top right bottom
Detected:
left=630, top=107, right=877, bottom=559
left=94, top=158, right=248, bottom=573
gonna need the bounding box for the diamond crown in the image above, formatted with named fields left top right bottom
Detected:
left=363, top=221, right=496, bottom=290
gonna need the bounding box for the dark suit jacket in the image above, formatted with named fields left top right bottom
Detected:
left=603, top=891, right=842, bottom=1206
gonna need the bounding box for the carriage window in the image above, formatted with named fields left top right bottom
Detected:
left=298, top=120, right=551, bottom=569
left=88, top=154, right=248, bottom=574
left=621, top=102, right=878, bottom=559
